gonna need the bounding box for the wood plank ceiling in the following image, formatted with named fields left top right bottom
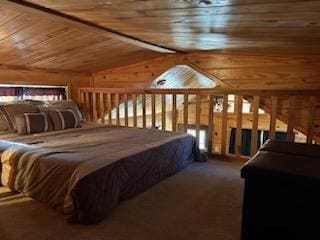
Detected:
left=23, top=0, right=320, bottom=56
left=0, top=4, right=162, bottom=72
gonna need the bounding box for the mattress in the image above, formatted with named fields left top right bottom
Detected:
left=0, top=125, right=204, bottom=224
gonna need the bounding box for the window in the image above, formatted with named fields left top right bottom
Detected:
left=178, top=124, right=208, bottom=150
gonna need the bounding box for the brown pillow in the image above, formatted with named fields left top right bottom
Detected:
left=0, top=103, right=39, bottom=132
left=43, top=100, right=83, bottom=122
left=15, top=112, right=50, bottom=135
left=47, top=109, right=80, bottom=131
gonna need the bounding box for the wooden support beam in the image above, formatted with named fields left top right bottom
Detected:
left=269, top=96, right=278, bottom=140
left=142, top=94, right=146, bottom=128
left=152, top=94, right=156, bottom=128
left=250, top=96, right=260, bottom=156
left=162, top=94, right=166, bottom=131
left=4, top=0, right=177, bottom=53
left=207, top=95, right=214, bottom=154
left=195, top=95, right=201, bottom=145
left=307, top=96, right=316, bottom=144
left=172, top=93, right=177, bottom=132
left=221, top=94, right=228, bottom=155
left=235, top=96, right=243, bottom=158
left=183, top=93, right=188, bottom=133
left=286, top=96, right=296, bottom=142
left=132, top=94, right=137, bottom=128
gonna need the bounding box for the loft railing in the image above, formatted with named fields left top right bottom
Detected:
left=78, top=88, right=320, bottom=159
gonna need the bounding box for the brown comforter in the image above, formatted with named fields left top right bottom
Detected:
left=0, top=125, right=204, bottom=224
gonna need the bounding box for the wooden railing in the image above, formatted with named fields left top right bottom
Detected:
left=78, top=88, right=320, bottom=159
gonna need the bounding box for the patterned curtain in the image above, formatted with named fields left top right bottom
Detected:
left=0, top=86, right=66, bottom=102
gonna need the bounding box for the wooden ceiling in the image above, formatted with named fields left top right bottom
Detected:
left=1, top=0, right=320, bottom=73
left=22, top=0, right=320, bottom=56
left=0, top=3, right=162, bottom=73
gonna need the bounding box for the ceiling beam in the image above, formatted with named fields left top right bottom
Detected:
left=2, top=0, right=177, bottom=54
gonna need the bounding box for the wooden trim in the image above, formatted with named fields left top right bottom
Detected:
left=221, top=94, right=228, bottom=155
left=269, top=96, right=278, bottom=140
left=195, top=95, right=201, bottom=144
left=207, top=95, right=214, bottom=154
left=235, top=96, right=243, bottom=158
left=250, top=96, right=260, bottom=156
left=286, top=96, right=296, bottom=142
left=183, top=93, right=188, bottom=133
left=5, top=0, right=177, bottom=53
left=307, top=96, right=316, bottom=144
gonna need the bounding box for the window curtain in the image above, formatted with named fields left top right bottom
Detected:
left=0, top=87, right=66, bottom=102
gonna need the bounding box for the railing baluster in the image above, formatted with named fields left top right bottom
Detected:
left=207, top=95, right=214, bottom=154
left=286, top=95, right=296, bottom=142
left=142, top=94, right=146, bottom=128
left=195, top=94, right=201, bottom=145
left=307, top=96, right=316, bottom=144
left=162, top=94, right=166, bottom=131
left=221, top=94, right=228, bottom=155
left=115, top=93, right=120, bottom=126
left=133, top=94, right=137, bottom=127
left=235, top=95, right=243, bottom=158
left=172, top=93, right=177, bottom=132
left=250, top=96, right=260, bottom=156
left=183, top=93, right=188, bottom=133
left=107, top=93, right=112, bottom=125
left=152, top=94, right=156, bottom=128
left=270, top=96, right=278, bottom=140
left=99, top=93, right=105, bottom=123
left=124, top=94, right=128, bottom=127
left=85, top=92, right=91, bottom=122
left=92, top=93, right=98, bottom=122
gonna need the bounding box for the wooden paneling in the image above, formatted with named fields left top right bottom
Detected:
left=0, top=5, right=162, bottom=72
left=26, top=0, right=320, bottom=55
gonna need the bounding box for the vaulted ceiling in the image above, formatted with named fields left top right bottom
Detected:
left=0, top=0, right=320, bottom=73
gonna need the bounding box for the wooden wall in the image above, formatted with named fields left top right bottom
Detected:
left=0, top=66, right=91, bottom=101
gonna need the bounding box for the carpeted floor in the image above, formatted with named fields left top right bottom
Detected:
left=0, top=160, right=244, bottom=240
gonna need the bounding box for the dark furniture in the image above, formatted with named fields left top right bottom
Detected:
left=241, top=140, right=320, bottom=240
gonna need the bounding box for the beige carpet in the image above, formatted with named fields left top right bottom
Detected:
left=0, top=160, right=243, bottom=240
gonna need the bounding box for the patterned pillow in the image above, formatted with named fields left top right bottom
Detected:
left=0, top=103, right=39, bottom=132
left=43, top=100, right=83, bottom=122
left=47, top=109, right=80, bottom=131
left=15, top=112, right=51, bottom=135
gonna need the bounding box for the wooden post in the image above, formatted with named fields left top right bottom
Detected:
left=124, top=94, right=128, bottom=127
left=307, top=96, right=316, bottom=144
left=132, top=94, right=137, bottom=127
left=92, top=93, right=98, bottom=122
left=286, top=95, right=296, bottom=142
left=85, top=92, right=91, bottom=122
left=107, top=93, right=112, bottom=125
left=115, top=93, right=120, bottom=126
left=269, top=96, right=278, bottom=140
left=250, top=96, right=260, bottom=156
left=142, top=94, right=146, bottom=128
left=162, top=94, right=166, bottom=131
left=172, top=93, right=177, bottom=132
left=183, top=93, right=188, bottom=133
left=195, top=94, right=201, bottom=145
left=152, top=94, right=156, bottom=128
left=99, top=93, right=105, bottom=123
left=221, top=94, right=228, bottom=155
left=79, top=90, right=85, bottom=121
left=207, top=95, right=214, bottom=154
left=235, top=95, right=243, bottom=158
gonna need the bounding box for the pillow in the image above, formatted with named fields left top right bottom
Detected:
left=15, top=112, right=51, bottom=135
left=0, top=103, right=39, bottom=132
left=43, top=100, right=83, bottom=122
left=47, top=109, right=80, bottom=131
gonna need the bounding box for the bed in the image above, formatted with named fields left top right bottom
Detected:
left=0, top=124, right=205, bottom=224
